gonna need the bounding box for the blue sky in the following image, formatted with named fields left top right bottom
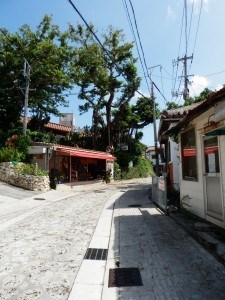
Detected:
left=1, top=0, right=225, bottom=146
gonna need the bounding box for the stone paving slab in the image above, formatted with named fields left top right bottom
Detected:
left=0, top=184, right=119, bottom=300
left=1, top=177, right=225, bottom=299
left=102, top=183, right=225, bottom=300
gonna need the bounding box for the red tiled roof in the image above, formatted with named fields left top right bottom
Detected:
left=22, top=117, right=72, bottom=133
left=160, top=102, right=202, bottom=120
left=166, top=86, right=225, bottom=134
left=44, top=122, right=72, bottom=132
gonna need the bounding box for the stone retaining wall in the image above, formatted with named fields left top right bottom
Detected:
left=0, top=162, right=50, bottom=192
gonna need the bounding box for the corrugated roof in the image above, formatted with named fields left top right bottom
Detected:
left=31, top=142, right=116, bottom=161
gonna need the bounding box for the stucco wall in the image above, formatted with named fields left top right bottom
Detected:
left=169, top=138, right=180, bottom=188
left=0, top=162, right=50, bottom=192
left=179, top=109, right=212, bottom=219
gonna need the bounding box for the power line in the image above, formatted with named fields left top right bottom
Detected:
left=127, top=0, right=149, bottom=77
left=67, top=0, right=154, bottom=101
left=192, top=0, right=203, bottom=56
left=188, top=0, right=203, bottom=73
left=124, top=0, right=170, bottom=106
left=187, top=0, right=194, bottom=50
left=153, top=81, right=168, bottom=104
left=122, top=0, right=150, bottom=91
left=204, top=70, right=225, bottom=77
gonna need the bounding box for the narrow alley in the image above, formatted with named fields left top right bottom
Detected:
left=0, top=179, right=225, bottom=299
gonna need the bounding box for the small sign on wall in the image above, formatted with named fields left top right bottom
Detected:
left=158, top=178, right=165, bottom=191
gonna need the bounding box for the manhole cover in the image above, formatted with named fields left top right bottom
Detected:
left=84, top=248, right=108, bottom=260
left=128, top=204, right=142, bottom=208
left=33, top=198, right=46, bottom=201
left=108, top=268, right=143, bottom=287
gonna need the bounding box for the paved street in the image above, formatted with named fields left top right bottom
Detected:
left=0, top=179, right=225, bottom=299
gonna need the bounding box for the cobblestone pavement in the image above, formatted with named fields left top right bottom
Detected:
left=1, top=179, right=225, bottom=299
left=0, top=182, right=116, bottom=299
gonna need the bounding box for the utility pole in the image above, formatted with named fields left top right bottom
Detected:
left=151, top=80, right=160, bottom=176
left=178, top=55, right=193, bottom=100
left=23, top=59, right=31, bottom=136
left=149, top=65, right=161, bottom=176
left=172, top=0, right=193, bottom=101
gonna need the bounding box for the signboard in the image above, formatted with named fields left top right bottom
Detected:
left=158, top=178, right=165, bottom=191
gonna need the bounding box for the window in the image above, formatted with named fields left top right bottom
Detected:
left=181, top=128, right=198, bottom=181
left=151, top=154, right=156, bottom=159
left=204, top=136, right=219, bottom=173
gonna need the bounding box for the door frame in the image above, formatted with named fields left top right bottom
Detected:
left=202, top=135, right=224, bottom=223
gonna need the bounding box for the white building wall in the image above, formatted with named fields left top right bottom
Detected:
left=220, top=135, right=225, bottom=213
left=146, top=149, right=156, bottom=165
left=179, top=109, right=213, bottom=219
left=169, top=138, right=180, bottom=188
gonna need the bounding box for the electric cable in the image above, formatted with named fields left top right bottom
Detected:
left=187, top=0, right=194, bottom=50
left=192, top=0, right=203, bottom=57
left=67, top=0, right=153, bottom=101
left=122, top=0, right=150, bottom=92
left=127, top=0, right=149, bottom=77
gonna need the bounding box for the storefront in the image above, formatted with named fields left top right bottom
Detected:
left=29, top=143, right=116, bottom=183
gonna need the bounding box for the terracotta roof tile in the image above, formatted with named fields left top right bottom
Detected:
left=44, top=122, right=72, bottom=132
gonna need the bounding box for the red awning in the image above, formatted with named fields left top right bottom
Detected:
left=56, top=147, right=116, bottom=161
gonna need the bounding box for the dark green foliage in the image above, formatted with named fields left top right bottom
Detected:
left=0, top=132, right=31, bottom=162
left=120, top=157, right=154, bottom=179
left=69, top=24, right=142, bottom=147
left=29, top=131, right=57, bottom=144
left=115, top=138, right=146, bottom=168
left=60, top=126, right=93, bottom=149
left=0, top=147, right=24, bottom=162
left=14, top=163, right=48, bottom=176
left=0, top=15, right=75, bottom=144
left=184, top=87, right=213, bottom=106
left=165, top=101, right=180, bottom=110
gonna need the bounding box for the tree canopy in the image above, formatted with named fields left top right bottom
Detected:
left=0, top=16, right=157, bottom=157
left=0, top=15, right=74, bottom=142
left=68, top=24, right=154, bottom=148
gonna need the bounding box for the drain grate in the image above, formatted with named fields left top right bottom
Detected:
left=128, top=204, right=142, bottom=208
left=84, top=248, right=108, bottom=260
left=108, top=268, right=143, bottom=287
left=34, top=198, right=46, bottom=201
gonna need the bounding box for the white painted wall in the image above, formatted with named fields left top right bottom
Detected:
left=179, top=109, right=212, bottom=220
left=169, top=138, right=180, bottom=188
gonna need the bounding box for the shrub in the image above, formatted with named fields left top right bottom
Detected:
left=120, top=157, right=154, bottom=180
left=14, top=163, right=48, bottom=176
left=0, top=147, right=24, bottom=162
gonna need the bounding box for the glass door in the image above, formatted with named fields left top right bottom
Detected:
left=204, top=136, right=223, bottom=220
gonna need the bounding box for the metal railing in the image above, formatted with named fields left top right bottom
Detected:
left=152, top=176, right=168, bottom=215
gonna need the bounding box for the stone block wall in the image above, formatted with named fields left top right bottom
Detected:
left=0, top=162, right=50, bottom=192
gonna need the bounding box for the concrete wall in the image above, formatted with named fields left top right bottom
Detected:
left=179, top=109, right=211, bottom=219
left=179, top=107, right=225, bottom=227
left=0, top=162, right=50, bottom=192
left=169, top=138, right=180, bottom=189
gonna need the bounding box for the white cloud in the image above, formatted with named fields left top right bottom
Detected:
left=167, top=6, right=176, bottom=19
left=188, top=0, right=212, bottom=13
left=189, top=75, right=210, bottom=97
